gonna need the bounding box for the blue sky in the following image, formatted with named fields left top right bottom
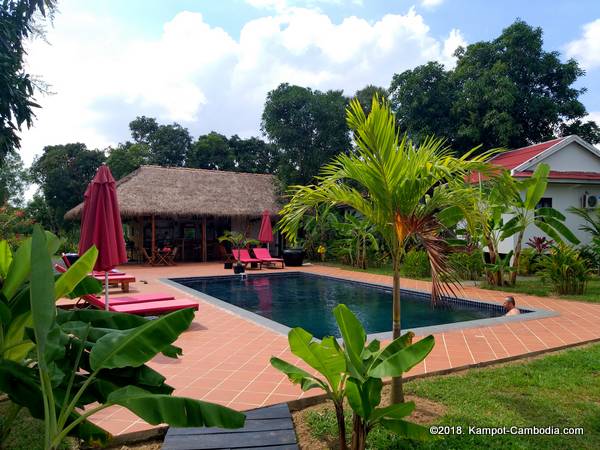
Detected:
left=20, top=0, right=600, bottom=166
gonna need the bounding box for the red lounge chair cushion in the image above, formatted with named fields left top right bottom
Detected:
left=92, top=269, right=125, bottom=276
left=82, top=294, right=197, bottom=314
left=93, top=274, right=136, bottom=282
left=235, top=249, right=262, bottom=263
left=89, top=293, right=175, bottom=305
left=253, top=248, right=284, bottom=262
left=110, top=299, right=199, bottom=315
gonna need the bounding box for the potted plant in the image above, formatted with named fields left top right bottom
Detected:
left=218, top=231, right=259, bottom=273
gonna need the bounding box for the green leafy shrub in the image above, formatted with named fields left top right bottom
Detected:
left=579, top=238, right=600, bottom=276
left=538, top=243, right=591, bottom=295
left=0, top=205, right=33, bottom=249
left=449, top=250, right=484, bottom=280
left=402, top=250, right=430, bottom=278
left=517, top=247, right=537, bottom=276
left=0, top=226, right=245, bottom=449
left=271, top=304, right=433, bottom=450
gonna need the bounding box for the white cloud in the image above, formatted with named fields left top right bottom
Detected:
left=245, top=0, right=361, bottom=11
left=587, top=111, right=600, bottom=124
left=565, top=19, right=600, bottom=70
left=420, top=0, right=444, bottom=9
left=442, top=28, right=466, bottom=62
left=19, top=2, right=464, bottom=168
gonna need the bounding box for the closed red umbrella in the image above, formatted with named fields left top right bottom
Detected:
left=258, top=210, right=273, bottom=249
left=79, top=164, right=127, bottom=309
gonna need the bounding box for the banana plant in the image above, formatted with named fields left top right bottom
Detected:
left=271, top=304, right=434, bottom=450
left=331, top=213, right=379, bottom=269
left=484, top=250, right=515, bottom=286
left=0, top=225, right=245, bottom=449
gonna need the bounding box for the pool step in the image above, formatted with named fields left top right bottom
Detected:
left=162, top=403, right=298, bottom=450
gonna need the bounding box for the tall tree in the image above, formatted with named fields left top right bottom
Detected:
left=30, top=143, right=105, bottom=229
left=148, top=123, right=192, bottom=167
left=25, top=192, right=54, bottom=230
left=353, top=85, right=389, bottom=115
left=0, top=0, right=56, bottom=160
left=127, top=116, right=191, bottom=167
left=229, top=135, right=279, bottom=173
left=129, top=116, right=159, bottom=145
left=0, top=150, right=28, bottom=204
left=262, top=83, right=350, bottom=186
left=389, top=62, right=456, bottom=144
left=186, top=132, right=235, bottom=170
left=106, top=142, right=151, bottom=179
left=388, top=20, right=600, bottom=152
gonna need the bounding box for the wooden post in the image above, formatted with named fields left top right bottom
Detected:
left=151, top=215, right=156, bottom=255
left=201, top=217, right=207, bottom=262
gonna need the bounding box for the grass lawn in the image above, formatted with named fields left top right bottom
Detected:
left=300, top=343, right=600, bottom=449
left=318, top=261, right=431, bottom=280
left=318, top=261, right=600, bottom=304
left=481, top=276, right=600, bottom=304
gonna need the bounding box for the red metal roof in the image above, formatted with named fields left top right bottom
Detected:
left=488, top=137, right=564, bottom=170
left=514, top=170, right=600, bottom=181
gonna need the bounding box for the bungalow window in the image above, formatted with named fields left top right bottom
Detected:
left=536, top=197, right=552, bottom=209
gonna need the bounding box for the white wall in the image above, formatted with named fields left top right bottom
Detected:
left=521, top=183, right=596, bottom=247
left=537, top=141, right=600, bottom=171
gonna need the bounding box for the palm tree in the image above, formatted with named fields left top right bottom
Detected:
left=278, top=97, right=493, bottom=403
left=568, top=206, right=600, bottom=238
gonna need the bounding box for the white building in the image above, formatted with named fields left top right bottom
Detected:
left=488, top=135, right=600, bottom=253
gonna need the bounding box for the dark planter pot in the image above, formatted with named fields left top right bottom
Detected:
left=283, top=248, right=305, bottom=267
left=224, top=262, right=233, bottom=269
left=233, top=263, right=245, bottom=274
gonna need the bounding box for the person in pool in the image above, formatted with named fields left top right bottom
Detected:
left=503, top=296, right=521, bottom=316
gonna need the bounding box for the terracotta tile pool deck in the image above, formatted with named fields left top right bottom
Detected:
left=78, top=263, right=600, bottom=438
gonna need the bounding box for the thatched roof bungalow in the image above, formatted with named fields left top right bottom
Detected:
left=65, top=166, right=283, bottom=262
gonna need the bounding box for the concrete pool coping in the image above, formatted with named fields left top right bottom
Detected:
left=161, top=272, right=559, bottom=340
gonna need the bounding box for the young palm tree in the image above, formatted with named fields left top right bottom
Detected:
left=278, top=97, right=493, bottom=403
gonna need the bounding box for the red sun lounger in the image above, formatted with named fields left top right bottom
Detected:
left=234, top=249, right=262, bottom=269
left=55, top=265, right=180, bottom=310
left=61, top=253, right=134, bottom=292
left=79, top=293, right=198, bottom=315
left=252, top=248, right=285, bottom=269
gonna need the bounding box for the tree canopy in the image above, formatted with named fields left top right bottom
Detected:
left=262, top=83, right=351, bottom=186
left=186, top=132, right=235, bottom=171
left=106, top=142, right=151, bottom=180
left=0, top=150, right=28, bottom=205
left=353, top=85, right=389, bottom=115
left=30, top=143, right=105, bottom=229
left=0, top=0, right=56, bottom=161
left=127, top=116, right=192, bottom=167
left=186, top=132, right=279, bottom=173
left=389, top=20, right=600, bottom=153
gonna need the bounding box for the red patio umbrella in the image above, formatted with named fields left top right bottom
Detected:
left=79, top=164, right=127, bottom=309
left=258, top=210, right=273, bottom=249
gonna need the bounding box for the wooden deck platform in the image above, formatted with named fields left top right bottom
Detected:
left=162, top=403, right=298, bottom=450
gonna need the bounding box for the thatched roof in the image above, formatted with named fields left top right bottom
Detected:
left=64, top=165, right=282, bottom=220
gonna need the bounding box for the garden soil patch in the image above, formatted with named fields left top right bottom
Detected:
left=292, top=385, right=445, bottom=450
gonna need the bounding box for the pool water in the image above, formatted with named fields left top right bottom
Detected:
left=172, top=273, right=505, bottom=338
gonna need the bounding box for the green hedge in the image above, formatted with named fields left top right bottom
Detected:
left=403, top=250, right=431, bottom=278
left=448, top=250, right=484, bottom=280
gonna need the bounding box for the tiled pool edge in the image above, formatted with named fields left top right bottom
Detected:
left=160, top=277, right=292, bottom=335
left=160, top=274, right=559, bottom=339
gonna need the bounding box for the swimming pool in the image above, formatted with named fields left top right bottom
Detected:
left=168, top=272, right=515, bottom=338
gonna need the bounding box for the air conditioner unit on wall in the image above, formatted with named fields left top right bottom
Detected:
left=582, top=193, right=599, bottom=209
